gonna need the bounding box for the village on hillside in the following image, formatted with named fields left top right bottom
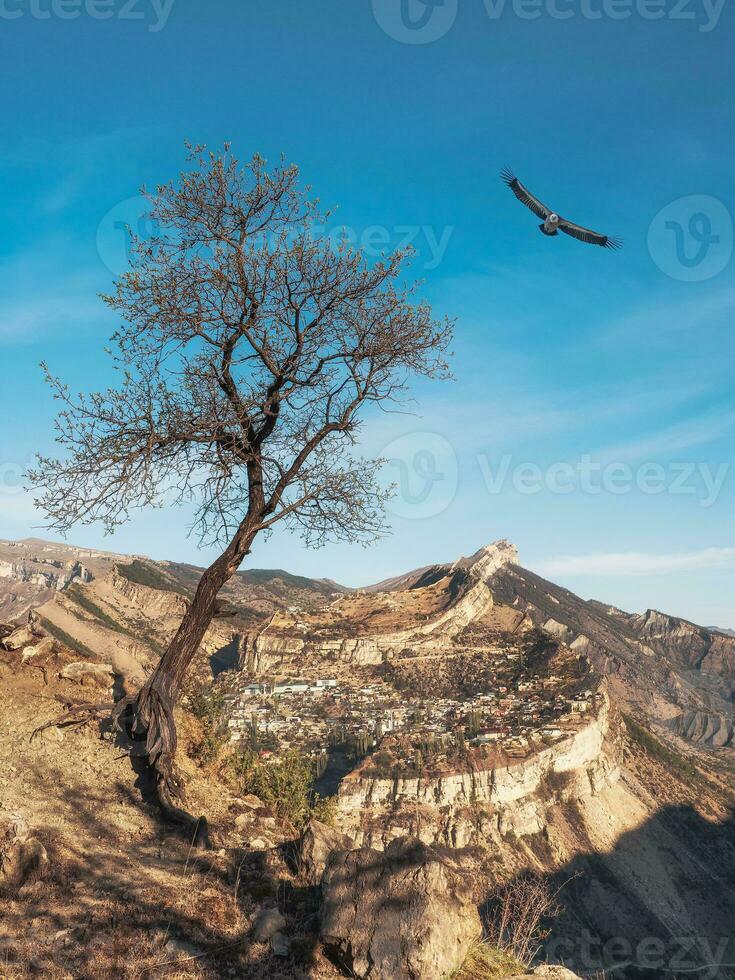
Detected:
left=221, top=628, right=603, bottom=777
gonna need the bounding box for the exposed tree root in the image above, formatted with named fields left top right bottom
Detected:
left=113, top=688, right=211, bottom=849
left=31, top=699, right=113, bottom=741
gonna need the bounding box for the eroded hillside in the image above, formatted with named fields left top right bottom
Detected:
left=1, top=536, right=734, bottom=978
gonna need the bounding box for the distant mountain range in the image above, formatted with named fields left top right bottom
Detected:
left=1, top=536, right=733, bottom=747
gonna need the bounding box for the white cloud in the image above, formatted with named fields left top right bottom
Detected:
left=594, top=407, right=735, bottom=464
left=534, top=547, right=735, bottom=577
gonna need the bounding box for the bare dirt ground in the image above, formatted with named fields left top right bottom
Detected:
left=0, top=651, right=342, bottom=979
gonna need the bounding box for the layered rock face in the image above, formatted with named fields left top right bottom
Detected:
left=335, top=693, right=618, bottom=847
left=489, top=563, right=735, bottom=747
left=251, top=540, right=519, bottom=671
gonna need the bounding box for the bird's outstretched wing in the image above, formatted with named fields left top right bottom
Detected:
left=557, top=218, right=622, bottom=250
left=501, top=168, right=552, bottom=220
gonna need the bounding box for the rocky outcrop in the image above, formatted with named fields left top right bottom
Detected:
left=668, top=709, right=734, bottom=746
left=1, top=624, right=41, bottom=650
left=252, top=541, right=519, bottom=670
left=60, top=661, right=115, bottom=687
left=298, top=819, right=355, bottom=886
left=0, top=559, right=92, bottom=592
left=320, top=837, right=481, bottom=979
left=335, top=695, right=618, bottom=848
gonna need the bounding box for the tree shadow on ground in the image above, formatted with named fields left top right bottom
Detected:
left=0, top=770, right=330, bottom=978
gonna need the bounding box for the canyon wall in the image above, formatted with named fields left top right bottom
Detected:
left=334, top=692, right=619, bottom=848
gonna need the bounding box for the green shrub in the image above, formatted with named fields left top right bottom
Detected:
left=66, top=585, right=126, bottom=634
left=186, top=683, right=229, bottom=765
left=117, top=560, right=190, bottom=595
left=623, top=714, right=697, bottom=779
left=35, top=616, right=96, bottom=660
left=230, top=747, right=336, bottom=829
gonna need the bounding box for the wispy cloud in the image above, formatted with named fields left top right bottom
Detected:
left=0, top=237, right=109, bottom=344
left=534, top=547, right=735, bottom=577
left=600, top=284, right=735, bottom=348
left=592, top=407, right=735, bottom=464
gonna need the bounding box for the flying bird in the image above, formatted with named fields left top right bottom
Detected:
left=501, top=169, right=622, bottom=250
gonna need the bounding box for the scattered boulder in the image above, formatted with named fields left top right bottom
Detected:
left=251, top=905, right=287, bottom=943
left=2, top=625, right=39, bottom=651
left=298, top=819, right=355, bottom=886
left=163, top=937, right=204, bottom=960
left=0, top=834, right=49, bottom=887
left=60, top=661, right=115, bottom=687
left=270, top=932, right=290, bottom=957
left=321, top=837, right=481, bottom=980
left=508, top=968, right=583, bottom=980
left=21, top=637, right=56, bottom=663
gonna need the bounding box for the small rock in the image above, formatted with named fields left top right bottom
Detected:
left=270, top=931, right=290, bottom=958
left=41, top=726, right=64, bottom=743
left=252, top=906, right=286, bottom=942
left=2, top=626, right=37, bottom=651
left=60, top=661, right=114, bottom=686
left=163, top=937, right=203, bottom=960
left=248, top=837, right=269, bottom=850
left=241, top=794, right=264, bottom=810
left=0, top=837, right=49, bottom=886
left=234, top=812, right=253, bottom=831
left=21, top=637, right=56, bottom=663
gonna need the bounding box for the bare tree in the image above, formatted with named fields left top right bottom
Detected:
left=487, top=872, right=566, bottom=966
left=28, top=144, right=453, bottom=837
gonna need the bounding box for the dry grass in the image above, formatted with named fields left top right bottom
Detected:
left=0, top=656, right=346, bottom=979
left=452, top=939, right=525, bottom=979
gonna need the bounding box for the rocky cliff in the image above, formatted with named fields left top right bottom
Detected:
left=251, top=540, right=520, bottom=671
left=334, top=693, right=617, bottom=847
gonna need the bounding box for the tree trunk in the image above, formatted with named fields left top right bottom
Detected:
left=114, top=520, right=258, bottom=845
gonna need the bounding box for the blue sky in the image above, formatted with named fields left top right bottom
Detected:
left=1, top=0, right=734, bottom=626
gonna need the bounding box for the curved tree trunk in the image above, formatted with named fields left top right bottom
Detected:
left=114, top=520, right=258, bottom=845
